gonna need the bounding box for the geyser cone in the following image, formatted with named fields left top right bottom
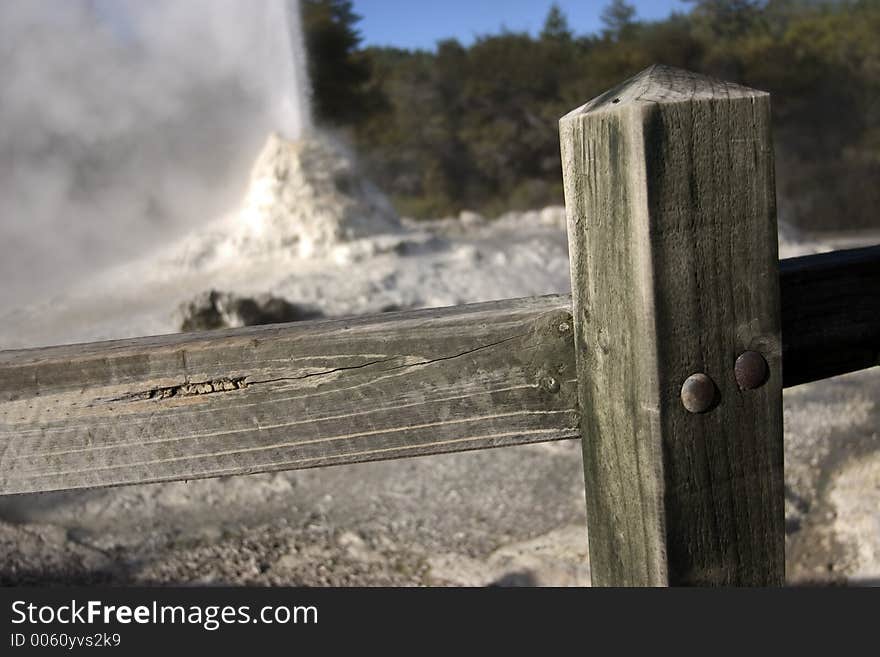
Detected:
left=233, top=133, right=400, bottom=257
left=166, top=132, right=401, bottom=271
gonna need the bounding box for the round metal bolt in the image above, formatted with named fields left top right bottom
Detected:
left=735, top=350, right=768, bottom=390
left=557, top=321, right=571, bottom=334
left=680, top=373, right=717, bottom=414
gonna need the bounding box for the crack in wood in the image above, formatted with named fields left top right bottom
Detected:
left=105, top=377, right=248, bottom=403
left=246, top=334, right=528, bottom=387
left=95, top=334, right=527, bottom=406
left=247, top=357, right=397, bottom=386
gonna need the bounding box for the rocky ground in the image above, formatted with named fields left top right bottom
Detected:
left=0, top=440, right=590, bottom=586
left=784, top=369, right=880, bottom=585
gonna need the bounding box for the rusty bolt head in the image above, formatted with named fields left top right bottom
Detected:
left=680, top=373, right=717, bottom=414
left=735, top=350, right=768, bottom=390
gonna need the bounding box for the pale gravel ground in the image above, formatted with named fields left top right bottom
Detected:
left=783, top=370, right=880, bottom=584
left=0, top=209, right=877, bottom=586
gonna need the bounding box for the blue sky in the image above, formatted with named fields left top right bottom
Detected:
left=350, top=0, right=690, bottom=50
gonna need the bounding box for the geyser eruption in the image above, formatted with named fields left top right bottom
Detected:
left=150, top=2, right=402, bottom=268
left=0, top=0, right=313, bottom=307
left=268, top=0, right=312, bottom=139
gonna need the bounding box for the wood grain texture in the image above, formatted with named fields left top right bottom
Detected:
left=560, top=65, right=785, bottom=586
left=0, top=296, right=579, bottom=495
left=780, top=245, right=880, bottom=387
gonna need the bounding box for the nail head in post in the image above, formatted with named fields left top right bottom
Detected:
left=735, top=350, right=769, bottom=390
left=680, top=373, right=717, bottom=414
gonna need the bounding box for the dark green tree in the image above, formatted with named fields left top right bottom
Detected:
left=350, top=0, right=880, bottom=229
left=302, top=0, right=379, bottom=125
left=601, top=0, right=637, bottom=39
left=541, top=3, right=572, bottom=41
left=685, top=0, right=764, bottom=38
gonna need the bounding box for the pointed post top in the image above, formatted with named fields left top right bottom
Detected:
left=562, top=65, right=766, bottom=121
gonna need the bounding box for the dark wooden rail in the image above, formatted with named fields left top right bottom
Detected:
left=780, top=245, right=880, bottom=387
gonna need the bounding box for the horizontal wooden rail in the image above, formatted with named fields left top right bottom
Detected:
left=0, top=246, right=876, bottom=496
left=0, top=295, right=579, bottom=494
left=780, top=245, right=880, bottom=387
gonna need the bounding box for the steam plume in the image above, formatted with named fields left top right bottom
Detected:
left=0, top=0, right=311, bottom=307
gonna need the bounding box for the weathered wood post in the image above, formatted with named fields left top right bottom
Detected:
left=560, top=65, right=784, bottom=586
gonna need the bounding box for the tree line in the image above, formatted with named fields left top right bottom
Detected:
left=303, top=0, right=880, bottom=231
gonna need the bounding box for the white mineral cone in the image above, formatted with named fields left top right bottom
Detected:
left=167, top=132, right=400, bottom=270
left=232, top=132, right=400, bottom=257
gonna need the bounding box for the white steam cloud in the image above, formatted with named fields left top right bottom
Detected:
left=0, top=0, right=311, bottom=308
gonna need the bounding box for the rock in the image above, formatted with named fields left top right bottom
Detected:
left=830, top=452, right=880, bottom=582
left=0, top=521, right=116, bottom=585
left=177, top=289, right=322, bottom=331
left=458, top=210, right=485, bottom=226
left=427, top=525, right=590, bottom=586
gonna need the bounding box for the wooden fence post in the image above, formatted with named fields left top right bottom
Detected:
left=560, top=65, right=785, bottom=586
